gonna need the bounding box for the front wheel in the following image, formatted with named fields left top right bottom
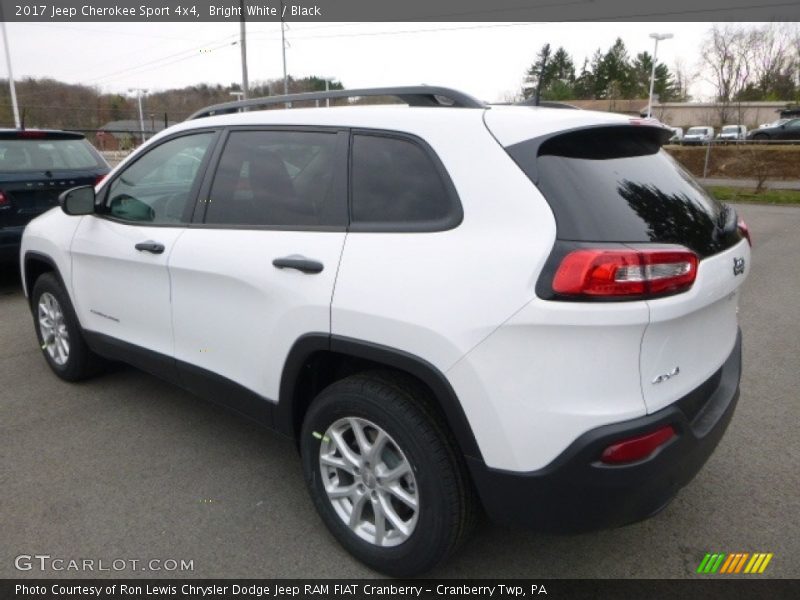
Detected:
left=300, top=372, right=477, bottom=576
left=32, top=273, right=104, bottom=381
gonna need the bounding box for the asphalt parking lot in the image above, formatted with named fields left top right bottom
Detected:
left=1, top=203, right=798, bottom=579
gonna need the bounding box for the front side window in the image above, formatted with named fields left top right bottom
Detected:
left=104, top=133, right=214, bottom=224
left=204, top=130, right=341, bottom=228
left=350, top=134, right=460, bottom=231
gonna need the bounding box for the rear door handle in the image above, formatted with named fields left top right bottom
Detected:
left=135, top=241, right=165, bottom=254
left=272, top=255, right=324, bottom=274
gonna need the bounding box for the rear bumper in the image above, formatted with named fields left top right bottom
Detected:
left=468, top=329, right=742, bottom=532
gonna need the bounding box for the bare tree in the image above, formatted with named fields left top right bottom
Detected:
left=748, top=23, right=795, bottom=99
left=672, top=58, right=696, bottom=102
left=700, top=24, right=754, bottom=125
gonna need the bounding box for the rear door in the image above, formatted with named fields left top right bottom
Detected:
left=168, top=127, right=348, bottom=411
left=488, top=116, right=750, bottom=414
left=778, top=118, right=800, bottom=140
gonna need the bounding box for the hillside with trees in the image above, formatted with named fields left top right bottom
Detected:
left=0, top=76, right=343, bottom=131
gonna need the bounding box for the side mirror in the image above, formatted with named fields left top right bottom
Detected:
left=59, top=186, right=95, bottom=216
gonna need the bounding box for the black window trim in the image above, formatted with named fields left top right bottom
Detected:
left=348, top=128, right=464, bottom=233
left=190, top=124, right=350, bottom=232
left=95, top=128, right=223, bottom=228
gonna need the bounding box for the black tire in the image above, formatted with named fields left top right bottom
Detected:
left=300, top=371, right=478, bottom=577
left=31, top=272, right=104, bottom=381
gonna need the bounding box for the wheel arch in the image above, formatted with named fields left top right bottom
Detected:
left=276, top=334, right=483, bottom=461
left=23, top=251, right=67, bottom=306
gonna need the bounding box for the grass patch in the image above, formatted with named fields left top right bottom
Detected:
left=706, top=186, right=800, bottom=205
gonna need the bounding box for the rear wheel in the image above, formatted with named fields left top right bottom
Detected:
left=32, top=273, right=104, bottom=381
left=300, top=372, right=477, bottom=576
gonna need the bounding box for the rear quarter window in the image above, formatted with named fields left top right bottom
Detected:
left=350, top=132, right=462, bottom=232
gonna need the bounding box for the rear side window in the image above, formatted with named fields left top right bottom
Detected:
left=0, top=139, right=103, bottom=172
left=506, top=126, right=741, bottom=257
left=204, top=130, right=342, bottom=228
left=350, top=133, right=461, bottom=231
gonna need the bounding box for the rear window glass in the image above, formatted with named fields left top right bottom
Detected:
left=506, top=126, right=741, bottom=257
left=0, top=139, right=103, bottom=171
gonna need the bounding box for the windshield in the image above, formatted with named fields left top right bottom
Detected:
left=722, top=126, right=739, bottom=133
left=687, top=128, right=707, bottom=135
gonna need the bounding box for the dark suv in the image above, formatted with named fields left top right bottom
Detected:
left=0, top=130, right=109, bottom=263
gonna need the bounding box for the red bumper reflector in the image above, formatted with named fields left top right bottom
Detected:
left=600, top=425, right=676, bottom=465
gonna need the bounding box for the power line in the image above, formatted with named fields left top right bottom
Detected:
left=86, top=33, right=240, bottom=84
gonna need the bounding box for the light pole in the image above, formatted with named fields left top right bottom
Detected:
left=647, top=32, right=673, bottom=119
left=128, top=88, right=148, bottom=144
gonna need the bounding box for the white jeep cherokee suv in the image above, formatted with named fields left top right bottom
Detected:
left=20, top=87, right=750, bottom=576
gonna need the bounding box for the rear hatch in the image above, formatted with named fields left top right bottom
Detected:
left=0, top=131, right=109, bottom=229
left=486, top=110, right=750, bottom=414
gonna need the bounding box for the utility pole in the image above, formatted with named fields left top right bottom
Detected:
left=239, top=0, right=249, bottom=100
left=129, top=88, right=148, bottom=144
left=0, top=13, right=21, bottom=129
left=647, top=33, right=674, bottom=119
left=280, top=0, right=288, bottom=95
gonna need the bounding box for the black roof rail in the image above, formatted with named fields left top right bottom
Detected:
left=187, top=86, right=486, bottom=120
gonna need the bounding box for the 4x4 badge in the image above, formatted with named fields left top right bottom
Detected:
left=733, top=257, right=745, bottom=276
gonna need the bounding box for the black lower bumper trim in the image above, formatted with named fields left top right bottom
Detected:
left=468, top=330, right=742, bottom=532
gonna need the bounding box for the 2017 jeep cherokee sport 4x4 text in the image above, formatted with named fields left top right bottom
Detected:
left=20, top=87, right=750, bottom=576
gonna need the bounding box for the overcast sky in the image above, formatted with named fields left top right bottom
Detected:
left=3, top=21, right=731, bottom=101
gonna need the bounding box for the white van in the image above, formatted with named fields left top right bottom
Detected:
left=683, top=126, right=715, bottom=145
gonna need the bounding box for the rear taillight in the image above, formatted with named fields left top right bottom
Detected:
left=600, top=425, right=676, bottom=465
left=0, top=191, right=8, bottom=207
left=552, top=248, right=698, bottom=299
left=737, top=218, right=752, bottom=247
left=94, top=175, right=106, bottom=186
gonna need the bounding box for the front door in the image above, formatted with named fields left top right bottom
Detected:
left=70, top=131, right=218, bottom=369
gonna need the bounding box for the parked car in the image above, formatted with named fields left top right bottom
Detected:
left=667, top=126, right=684, bottom=143
left=758, top=118, right=789, bottom=129
left=20, top=87, right=750, bottom=576
left=0, top=130, right=109, bottom=263
left=716, top=124, right=747, bottom=142
left=748, top=117, right=800, bottom=141
left=682, top=126, right=715, bottom=145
